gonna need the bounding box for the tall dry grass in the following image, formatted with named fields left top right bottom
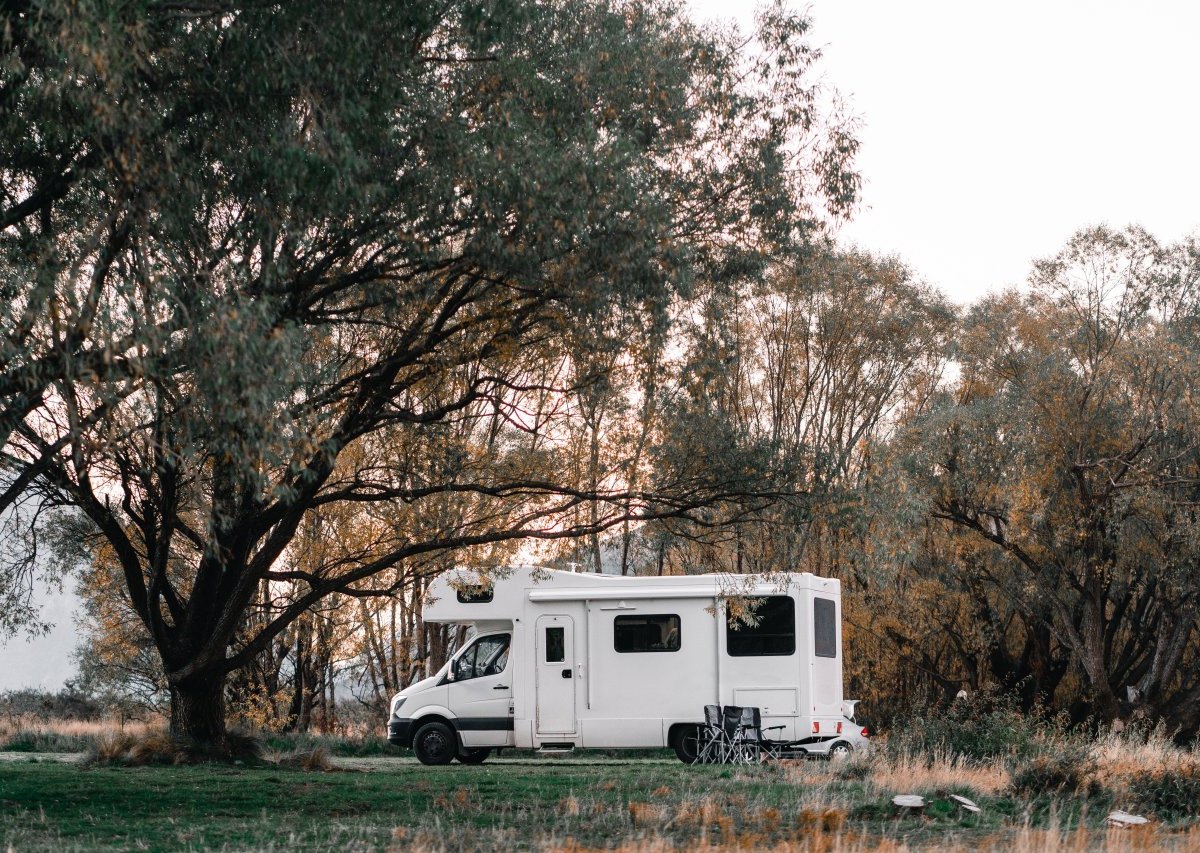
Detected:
left=0, top=713, right=163, bottom=752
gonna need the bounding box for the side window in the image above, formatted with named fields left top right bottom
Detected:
left=726, top=596, right=796, bottom=656
left=453, top=634, right=510, bottom=681
left=614, top=615, right=681, bottom=653
left=545, top=626, right=565, bottom=663
left=814, top=597, right=837, bottom=658
left=457, top=587, right=494, bottom=603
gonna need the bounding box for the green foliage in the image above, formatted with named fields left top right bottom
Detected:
left=863, top=225, right=1200, bottom=733
left=2, top=0, right=862, bottom=743
left=0, top=731, right=93, bottom=754
left=1009, top=747, right=1096, bottom=798
left=1130, top=762, right=1200, bottom=823
left=0, top=688, right=101, bottom=722
left=263, top=733, right=406, bottom=758
left=888, top=691, right=1070, bottom=764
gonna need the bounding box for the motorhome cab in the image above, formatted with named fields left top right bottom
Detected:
left=386, top=566, right=866, bottom=764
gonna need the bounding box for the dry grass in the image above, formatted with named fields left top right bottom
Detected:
left=0, top=713, right=160, bottom=752
left=273, top=745, right=335, bottom=771
left=850, top=748, right=1011, bottom=796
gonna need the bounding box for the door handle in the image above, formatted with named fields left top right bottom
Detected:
left=493, top=685, right=509, bottom=690
left=561, top=669, right=572, bottom=679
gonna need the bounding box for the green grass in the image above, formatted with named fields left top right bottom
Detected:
left=1, top=755, right=1198, bottom=851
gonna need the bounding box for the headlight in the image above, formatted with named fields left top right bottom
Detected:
left=389, top=696, right=406, bottom=718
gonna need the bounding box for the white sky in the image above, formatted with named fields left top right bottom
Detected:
left=690, top=0, right=1200, bottom=303
left=4, top=0, right=1199, bottom=691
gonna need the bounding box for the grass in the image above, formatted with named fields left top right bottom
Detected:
left=4, top=713, right=1200, bottom=849
left=2, top=750, right=1200, bottom=852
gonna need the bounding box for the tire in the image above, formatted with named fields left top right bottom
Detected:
left=412, top=721, right=457, bottom=766
left=827, top=741, right=852, bottom=760
left=672, top=725, right=702, bottom=764
left=456, top=748, right=490, bottom=765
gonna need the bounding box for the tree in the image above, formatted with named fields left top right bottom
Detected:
left=889, top=226, right=1200, bottom=731
left=2, top=0, right=859, bottom=749
left=647, top=249, right=953, bottom=577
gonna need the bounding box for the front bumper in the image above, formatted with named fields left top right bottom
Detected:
left=387, top=719, right=414, bottom=748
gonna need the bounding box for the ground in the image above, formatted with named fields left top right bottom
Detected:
left=2, top=752, right=1199, bottom=851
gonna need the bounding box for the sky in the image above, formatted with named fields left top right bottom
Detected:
left=3, top=0, right=1199, bottom=691
left=689, top=0, right=1200, bottom=304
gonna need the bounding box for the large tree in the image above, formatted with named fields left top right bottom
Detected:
left=887, top=226, right=1200, bottom=731
left=2, top=0, right=858, bottom=748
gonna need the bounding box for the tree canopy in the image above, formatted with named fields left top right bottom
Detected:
left=1, top=0, right=859, bottom=745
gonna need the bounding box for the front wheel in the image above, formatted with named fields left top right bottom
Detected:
left=457, top=748, right=490, bottom=765
left=672, top=725, right=702, bottom=764
left=412, top=721, right=457, bottom=766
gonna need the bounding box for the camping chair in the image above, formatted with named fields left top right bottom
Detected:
left=722, top=704, right=760, bottom=764
left=738, top=706, right=785, bottom=761
left=697, top=704, right=730, bottom=764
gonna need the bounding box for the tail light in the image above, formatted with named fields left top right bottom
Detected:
left=812, top=721, right=820, bottom=734
left=836, top=721, right=843, bottom=734
left=861, top=726, right=870, bottom=738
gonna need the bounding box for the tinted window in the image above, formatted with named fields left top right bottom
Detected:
left=452, top=634, right=510, bottom=681
left=726, top=596, right=796, bottom=656
left=614, top=615, right=681, bottom=653
left=545, top=626, right=565, bottom=663
left=814, top=597, right=837, bottom=658
left=457, top=586, right=494, bottom=603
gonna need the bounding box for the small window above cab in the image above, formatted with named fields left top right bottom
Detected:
left=457, top=587, right=494, bottom=603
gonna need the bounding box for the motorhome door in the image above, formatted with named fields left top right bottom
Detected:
left=535, top=615, right=577, bottom=735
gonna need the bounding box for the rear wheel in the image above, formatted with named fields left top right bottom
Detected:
left=827, top=741, right=852, bottom=760
left=457, top=747, right=490, bottom=765
left=672, top=725, right=702, bottom=764
left=412, top=721, right=457, bottom=766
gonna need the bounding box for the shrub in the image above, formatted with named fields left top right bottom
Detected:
left=887, top=690, right=1071, bottom=764
left=833, top=753, right=874, bottom=781
left=1009, top=745, right=1095, bottom=797
left=87, top=730, right=263, bottom=765
left=275, top=746, right=334, bottom=771
left=1130, top=761, right=1200, bottom=822
left=0, top=687, right=102, bottom=721
left=1, top=731, right=94, bottom=753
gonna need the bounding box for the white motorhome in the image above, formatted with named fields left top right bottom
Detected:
left=385, top=566, right=867, bottom=764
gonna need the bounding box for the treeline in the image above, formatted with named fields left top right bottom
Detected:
left=3, top=0, right=1198, bottom=747
left=69, top=225, right=1200, bottom=740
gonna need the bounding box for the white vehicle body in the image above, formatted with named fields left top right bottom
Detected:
left=386, top=566, right=866, bottom=763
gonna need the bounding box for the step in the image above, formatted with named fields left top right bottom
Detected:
left=537, top=743, right=576, bottom=753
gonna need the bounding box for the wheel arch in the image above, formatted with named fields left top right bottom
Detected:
left=667, top=721, right=702, bottom=748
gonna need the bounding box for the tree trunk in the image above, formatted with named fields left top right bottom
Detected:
left=169, top=672, right=228, bottom=748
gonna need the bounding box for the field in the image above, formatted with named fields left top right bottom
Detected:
left=3, top=745, right=1200, bottom=852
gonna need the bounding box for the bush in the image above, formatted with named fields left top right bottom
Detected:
left=87, top=730, right=264, bottom=766
left=1, top=731, right=94, bottom=753
left=888, top=690, right=1068, bottom=763
left=1009, top=746, right=1095, bottom=797
left=0, top=687, right=102, bottom=721
left=1130, top=761, right=1200, bottom=822
left=263, top=733, right=404, bottom=757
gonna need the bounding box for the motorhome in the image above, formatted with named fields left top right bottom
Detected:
left=385, top=566, right=867, bottom=764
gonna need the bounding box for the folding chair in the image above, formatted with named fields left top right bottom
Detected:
left=722, top=704, right=760, bottom=764
left=697, top=704, right=730, bottom=764
left=738, top=706, right=785, bottom=761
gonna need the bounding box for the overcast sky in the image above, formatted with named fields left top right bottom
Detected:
left=3, top=0, right=1198, bottom=691
left=691, top=0, right=1200, bottom=304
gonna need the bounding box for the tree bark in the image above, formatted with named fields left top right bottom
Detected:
left=169, top=672, right=228, bottom=748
